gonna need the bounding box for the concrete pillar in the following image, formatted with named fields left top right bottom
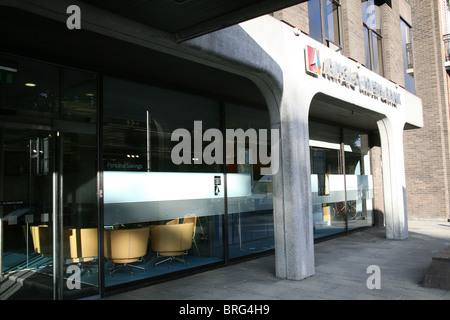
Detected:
left=187, top=18, right=316, bottom=280
left=377, top=117, right=408, bottom=240
left=273, top=91, right=315, bottom=280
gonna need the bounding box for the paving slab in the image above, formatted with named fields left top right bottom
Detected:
left=105, top=220, right=450, bottom=301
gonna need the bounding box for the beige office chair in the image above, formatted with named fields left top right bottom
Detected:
left=68, top=228, right=98, bottom=275
left=150, top=222, right=194, bottom=269
left=30, top=225, right=53, bottom=257
left=104, top=226, right=150, bottom=276
left=69, top=228, right=98, bottom=262
left=166, top=218, right=179, bottom=225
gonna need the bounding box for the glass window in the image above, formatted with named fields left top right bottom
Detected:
left=343, top=129, right=373, bottom=230
left=400, top=18, right=415, bottom=93
left=309, top=0, right=323, bottom=43
left=103, top=77, right=224, bottom=287
left=323, top=0, right=341, bottom=46
left=361, top=0, right=384, bottom=76
left=0, top=54, right=99, bottom=300
left=309, top=0, right=341, bottom=49
left=61, top=69, right=99, bottom=299
left=310, top=122, right=374, bottom=238
left=310, top=122, right=346, bottom=238
left=372, top=32, right=383, bottom=76
left=225, top=103, right=274, bottom=259
left=362, top=0, right=376, bottom=29
left=102, top=77, right=274, bottom=288
left=363, top=27, right=372, bottom=70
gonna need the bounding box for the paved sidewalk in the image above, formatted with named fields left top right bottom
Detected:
left=105, top=220, right=450, bottom=300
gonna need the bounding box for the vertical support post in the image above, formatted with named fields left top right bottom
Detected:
left=0, top=127, right=4, bottom=278
left=53, top=130, right=64, bottom=300
left=377, top=118, right=408, bottom=240
left=146, top=110, right=151, bottom=172
left=273, top=95, right=315, bottom=281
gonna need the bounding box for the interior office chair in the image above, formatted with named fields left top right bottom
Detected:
left=30, top=225, right=53, bottom=257
left=166, top=218, right=179, bottom=225
left=104, top=226, right=150, bottom=276
left=150, top=222, right=194, bottom=269
left=68, top=228, right=98, bottom=275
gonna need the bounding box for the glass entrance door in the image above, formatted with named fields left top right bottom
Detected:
left=310, top=121, right=374, bottom=238
left=343, top=129, right=373, bottom=230
left=0, top=53, right=99, bottom=300
left=0, top=127, right=54, bottom=299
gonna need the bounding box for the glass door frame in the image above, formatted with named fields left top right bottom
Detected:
left=310, top=120, right=376, bottom=239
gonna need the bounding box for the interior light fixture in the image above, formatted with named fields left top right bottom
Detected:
left=86, top=93, right=95, bottom=97
left=0, top=66, right=17, bottom=73
left=25, top=83, right=36, bottom=87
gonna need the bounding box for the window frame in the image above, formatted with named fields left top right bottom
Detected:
left=362, top=1, right=386, bottom=76
left=309, top=0, right=343, bottom=52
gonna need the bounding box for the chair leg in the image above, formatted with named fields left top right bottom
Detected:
left=155, top=252, right=189, bottom=269
left=155, top=256, right=173, bottom=268
left=109, top=258, right=146, bottom=276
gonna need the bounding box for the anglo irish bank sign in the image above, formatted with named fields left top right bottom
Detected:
left=305, top=45, right=401, bottom=107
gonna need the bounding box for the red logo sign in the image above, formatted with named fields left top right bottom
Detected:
left=305, top=45, right=322, bottom=76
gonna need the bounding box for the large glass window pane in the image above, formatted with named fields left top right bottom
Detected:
left=310, top=122, right=346, bottom=238
left=361, top=0, right=376, bottom=29
left=372, top=32, right=384, bottom=76
left=401, top=19, right=415, bottom=94
left=309, top=0, right=323, bottom=43
left=103, top=77, right=224, bottom=287
left=362, top=0, right=384, bottom=76
left=225, top=103, right=274, bottom=259
left=0, top=55, right=59, bottom=299
left=363, top=27, right=372, bottom=70
left=343, top=129, right=373, bottom=230
left=323, top=0, right=340, bottom=46
left=61, top=68, right=98, bottom=299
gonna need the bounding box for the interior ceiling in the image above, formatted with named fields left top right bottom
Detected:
left=0, top=6, right=267, bottom=108
left=80, top=0, right=307, bottom=41
left=309, top=93, right=384, bottom=132
left=1, top=4, right=384, bottom=133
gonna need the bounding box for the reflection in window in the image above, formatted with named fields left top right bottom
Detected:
left=225, top=103, right=274, bottom=259
left=309, top=122, right=374, bottom=238
left=363, top=27, right=371, bottom=70
left=309, top=0, right=341, bottom=49
left=323, top=0, right=341, bottom=47
left=103, top=77, right=225, bottom=287
left=309, top=0, right=323, bottom=43
left=361, top=0, right=384, bottom=76
left=343, top=129, right=373, bottom=230
left=102, top=77, right=274, bottom=287
left=0, top=53, right=99, bottom=300
left=401, top=18, right=415, bottom=93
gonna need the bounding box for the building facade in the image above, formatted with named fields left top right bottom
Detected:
left=0, top=0, right=423, bottom=299
left=403, top=0, right=450, bottom=222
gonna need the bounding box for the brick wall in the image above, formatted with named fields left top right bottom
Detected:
left=272, top=2, right=309, bottom=34
left=381, top=1, right=405, bottom=87
left=341, top=0, right=366, bottom=64
left=403, top=0, right=450, bottom=220
left=271, top=1, right=449, bottom=221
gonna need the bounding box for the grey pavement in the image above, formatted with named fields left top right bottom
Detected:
left=105, top=220, right=450, bottom=300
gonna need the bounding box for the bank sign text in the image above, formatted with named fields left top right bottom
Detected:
left=305, top=45, right=401, bottom=107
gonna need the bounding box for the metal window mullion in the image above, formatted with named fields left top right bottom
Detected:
left=53, top=130, right=64, bottom=300
left=320, top=0, right=327, bottom=45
